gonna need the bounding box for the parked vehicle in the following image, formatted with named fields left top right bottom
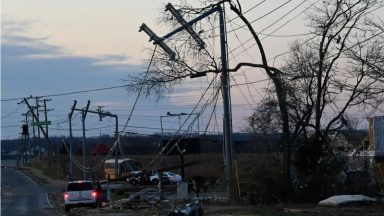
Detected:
left=149, top=171, right=182, bottom=185
left=126, top=171, right=149, bottom=185
left=63, top=180, right=97, bottom=212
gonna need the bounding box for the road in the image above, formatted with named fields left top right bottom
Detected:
left=1, top=166, right=59, bottom=216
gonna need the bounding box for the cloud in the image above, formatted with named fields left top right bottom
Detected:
left=1, top=19, right=34, bottom=36
left=1, top=35, right=143, bottom=97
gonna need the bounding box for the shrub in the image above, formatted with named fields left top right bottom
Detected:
left=238, top=154, right=288, bottom=204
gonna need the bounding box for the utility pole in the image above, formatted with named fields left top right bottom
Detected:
left=219, top=6, right=234, bottom=199
left=40, top=98, right=53, bottom=167
left=31, top=109, right=37, bottom=160
left=81, top=100, right=90, bottom=180
left=68, top=100, right=77, bottom=180
left=22, top=98, right=54, bottom=165
left=73, top=103, right=119, bottom=179
left=140, top=3, right=234, bottom=200
left=114, top=114, right=119, bottom=179
left=35, top=97, right=42, bottom=161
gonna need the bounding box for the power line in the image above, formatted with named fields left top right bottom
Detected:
left=260, top=0, right=319, bottom=40
left=267, top=3, right=384, bottom=63
left=1, top=83, right=136, bottom=102
left=1, top=105, right=24, bottom=119
left=229, top=0, right=313, bottom=59
left=214, top=0, right=294, bottom=37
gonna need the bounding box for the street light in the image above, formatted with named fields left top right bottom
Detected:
left=160, top=111, right=200, bottom=181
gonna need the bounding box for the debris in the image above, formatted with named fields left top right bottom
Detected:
left=319, top=195, right=376, bottom=206
left=168, top=199, right=203, bottom=216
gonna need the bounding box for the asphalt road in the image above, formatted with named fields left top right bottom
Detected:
left=1, top=166, right=58, bottom=215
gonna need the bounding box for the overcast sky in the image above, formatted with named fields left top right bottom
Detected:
left=2, top=0, right=382, bottom=140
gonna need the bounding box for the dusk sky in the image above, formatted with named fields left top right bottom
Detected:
left=2, top=0, right=383, bottom=140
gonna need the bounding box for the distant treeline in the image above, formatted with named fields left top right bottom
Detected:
left=1, top=129, right=368, bottom=156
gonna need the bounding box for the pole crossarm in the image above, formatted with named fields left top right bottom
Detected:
left=165, top=3, right=206, bottom=50
left=161, top=5, right=220, bottom=40
left=139, top=4, right=220, bottom=60
left=73, top=108, right=117, bottom=118
left=139, top=23, right=176, bottom=60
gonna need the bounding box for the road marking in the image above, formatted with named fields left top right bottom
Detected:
left=45, top=193, right=53, bottom=208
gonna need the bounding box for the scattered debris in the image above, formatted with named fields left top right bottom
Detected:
left=319, top=195, right=377, bottom=206
left=167, top=199, right=203, bottom=216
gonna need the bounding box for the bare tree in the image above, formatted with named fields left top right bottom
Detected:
left=128, top=0, right=384, bottom=198
left=246, top=0, right=384, bottom=198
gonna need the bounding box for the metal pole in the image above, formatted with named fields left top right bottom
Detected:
left=219, top=5, right=234, bottom=200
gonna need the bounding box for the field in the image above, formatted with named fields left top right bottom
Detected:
left=21, top=153, right=384, bottom=215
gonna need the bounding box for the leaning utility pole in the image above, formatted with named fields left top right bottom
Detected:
left=140, top=3, right=234, bottom=200
left=35, top=97, right=42, bottom=161
left=68, top=100, right=77, bottom=180
left=81, top=100, right=91, bottom=180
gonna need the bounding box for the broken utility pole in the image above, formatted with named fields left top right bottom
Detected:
left=140, top=2, right=234, bottom=200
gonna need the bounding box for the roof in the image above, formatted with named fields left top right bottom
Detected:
left=90, top=143, right=110, bottom=154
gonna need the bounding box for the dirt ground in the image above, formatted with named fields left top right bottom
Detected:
left=19, top=166, right=384, bottom=216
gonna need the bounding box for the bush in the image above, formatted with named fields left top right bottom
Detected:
left=292, top=136, right=345, bottom=202
left=238, top=154, right=288, bottom=204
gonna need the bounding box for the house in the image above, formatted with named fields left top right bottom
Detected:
left=90, top=143, right=110, bottom=156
